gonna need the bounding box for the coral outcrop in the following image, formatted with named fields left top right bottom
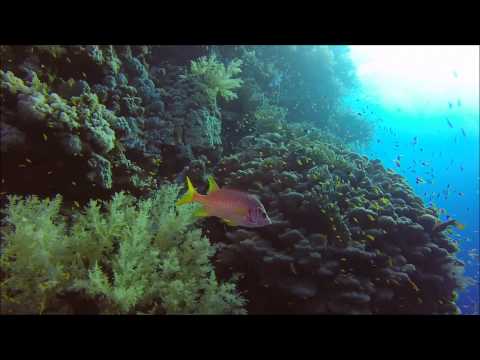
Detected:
left=212, top=127, right=467, bottom=314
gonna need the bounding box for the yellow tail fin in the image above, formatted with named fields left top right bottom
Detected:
left=176, top=176, right=197, bottom=206
left=455, top=221, right=466, bottom=230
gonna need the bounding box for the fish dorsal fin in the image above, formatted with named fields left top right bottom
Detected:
left=207, top=175, right=220, bottom=194
left=176, top=176, right=198, bottom=206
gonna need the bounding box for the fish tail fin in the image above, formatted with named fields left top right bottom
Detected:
left=176, top=176, right=198, bottom=206
left=454, top=221, right=465, bottom=230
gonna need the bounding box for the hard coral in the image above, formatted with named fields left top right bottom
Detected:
left=214, top=124, right=467, bottom=314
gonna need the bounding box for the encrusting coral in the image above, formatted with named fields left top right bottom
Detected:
left=0, top=184, right=246, bottom=314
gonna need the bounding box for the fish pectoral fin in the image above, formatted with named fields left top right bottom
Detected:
left=194, top=207, right=209, bottom=218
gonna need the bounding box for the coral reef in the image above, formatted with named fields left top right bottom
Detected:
left=253, top=99, right=287, bottom=134
left=0, top=46, right=227, bottom=199
left=0, top=45, right=470, bottom=314
left=212, top=125, right=467, bottom=314
left=1, top=68, right=136, bottom=192
left=212, top=45, right=370, bottom=145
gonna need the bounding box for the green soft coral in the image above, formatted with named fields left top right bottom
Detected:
left=187, top=54, right=243, bottom=104
left=0, top=185, right=246, bottom=314
left=0, top=195, right=82, bottom=314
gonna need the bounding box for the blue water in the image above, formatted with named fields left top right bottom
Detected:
left=342, top=91, right=480, bottom=314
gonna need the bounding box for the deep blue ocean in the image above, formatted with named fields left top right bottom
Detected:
left=342, top=49, right=479, bottom=314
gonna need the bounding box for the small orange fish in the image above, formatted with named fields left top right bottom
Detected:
left=290, top=263, right=298, bottom=275
left=176, top=176, right=272, bottom=228
left=407, top=278, right=420, bottom=292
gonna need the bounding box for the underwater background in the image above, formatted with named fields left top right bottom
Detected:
left=345, top=46, right=479, bottom=314
left=0, top=45, right=478, bottom=314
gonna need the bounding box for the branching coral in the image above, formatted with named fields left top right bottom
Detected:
left=0, top=185, right=246, bottom=314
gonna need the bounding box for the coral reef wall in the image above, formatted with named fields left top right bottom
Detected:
left=213, top=129, right=466, bottom=314
left=0, top=45, right=468, bottom=314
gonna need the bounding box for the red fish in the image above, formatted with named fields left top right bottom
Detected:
left=176, top=176, right=272, bottom=228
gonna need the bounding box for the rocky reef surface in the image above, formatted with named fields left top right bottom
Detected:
left=0, top=45, right=469, bottom=314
